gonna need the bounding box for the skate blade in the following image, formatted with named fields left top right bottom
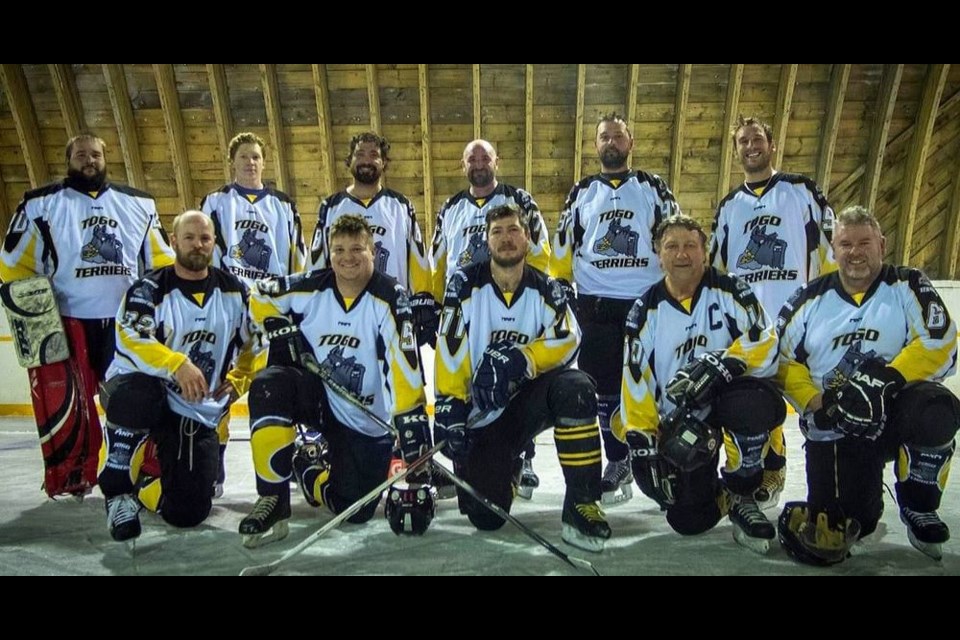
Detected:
left=516, top=485, right=534, bottom=500
left=242, top=521, right=290, bottom=549
left=907, top=530, right=943, bottom=561
left=754, top=489, right=782, bottom=511
left=561, top=524, right=606, bottom=553
left=732, top=526, right=772, bottom=555
left=601, top=483, right=633, bottom=506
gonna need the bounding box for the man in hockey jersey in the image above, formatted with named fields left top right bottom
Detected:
left=615, top=214, right=785, bottom=554
left=310, top=132, right=437, bottom=346
left=240, top=214, right=430, bottom=547
left=97, top=211, right=258, bottom=541
left=435, top=203, right=610, bottom=552
left=200, top=131, right=307, bottom=496
left=776, top=206, right=959, bottom=563
left=0, top=133, right=175, bottom=497
left=710, top=116, right=836, bottom=509
left=430, top=139, right=552, bottom=497
left=551, top=113, right=679, bottom=506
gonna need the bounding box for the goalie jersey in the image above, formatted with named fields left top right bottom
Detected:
left=776, top=266, right=957, bottom=441
left=310, top=190, right=430, bottom=295
left=251, top=269, right=426, bottom=438
left=550, top=171, right=679, bottom=299
left=0, top=182, right=175, bottom=318
left=200, top=184, right=306, bottom=282
left=709, top=173, right=836, bottom=317
left=108, top=266, right=260, bottom=428
left=436, top=262, right=580, bottom=429
left=430, top=183, right=550, bottom=299
left=619, top=267, right=778, bottom=437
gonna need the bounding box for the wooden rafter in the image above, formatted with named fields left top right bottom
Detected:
left=772, top=64, right=798, bottom=169
left=48, top=64, right=85, bottom=138
left=0, top=64, right=49, bottom=187
left=815, top=64, right=850, bottom=197
left=418, top=64, right=433, bottom=236
left=366, top=64, right=380, bottom=132
left=717, top=64, right=744, bottom=205
left=259, top=64, right=289, bottom=193
left=942, top=148, right=960, bottom=278
left=625, top=64, right=639, bottom=168
left=525, top=64, right=534, bottom=192
left=311, top=64, right=337, bottom=196
left=896, top=64, right=949, bottom=265
left=0, top=165, right=10, bottom=232
left=669, top=64, right=691, bottom=196
left=573, top=64, right=586, bottom=183
left=206, top=64, right=233, bottom=182
left=153, top=64, right=194, bottom=211
left=862, top=64, right=903, bottom=210
left=102, top=64, right=145, bottom=190
left=473, top=64, right=482, bottom=140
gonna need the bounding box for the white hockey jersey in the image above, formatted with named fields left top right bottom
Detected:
left=710, top=172, right=835, bottom=318
left=251, top=269, right=426, bottom=438
left=310, top=189, right=430, bottom=295
left=776, top=266, right=957, bottom=441
left=200, top=183, right=306, bottom=282
left=1, top=182, right=174, bottom=318
left=618, top=267, right=778, bottom=437
left=430, top=183, right=550, bottom=299
left=108, top=266, right=259, bottom=428
left=436, top=262, right=580, bottom=429
left=551, top=171, right=679, bottom=299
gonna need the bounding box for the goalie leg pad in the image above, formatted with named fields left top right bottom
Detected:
left=0, top=275, right=69, bottom=368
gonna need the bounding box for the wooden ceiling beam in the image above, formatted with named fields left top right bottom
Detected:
left=772, top=64, right=798, bottom=169
left=48, top=64, right=85, bottom=138
left=717, top=64, right=744, bottom=205
left=153, top=64, right=194, bottom=211
left=311, top=64, right=337, bottom=196
left=815, top=64, right=850, bottom=198
left=102, top=64, right=146, bottom=190
left=0, top=64, right=49, bottom=187
left=862, top=64, right=903, bottom=210
left=259, top=64, right=289, bottom=193
left=206, top=64, right=233, bottom=183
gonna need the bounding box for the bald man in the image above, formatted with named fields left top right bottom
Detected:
left=430, top=139, right=552, bottom=498
left=97, top=211, right=260, bottom=541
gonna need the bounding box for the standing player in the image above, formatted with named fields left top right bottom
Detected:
left=200, top=131, right=307, bottom=496
left=0, top=133, right=174, bottom=497
left=240, top=214, right=430, bottom=547
left=551, top=113, right=679, bottom=505
left=97, top=211, right=258, bottom=541
left=310, top=132, right=436, bottom=344
left=616, top=214, right=783, bottom=553
left=431, top=138, right=551, bottom=497
left=435, top=203, right=610, bottom=552
left=710, top=115, right=835, bottom=509
left=776, top=206, right=958, bottom=563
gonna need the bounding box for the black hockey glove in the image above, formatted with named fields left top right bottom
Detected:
left=665, top=350, right=745, bottom=409
left=394, top=406, right=432, bottom=464
left=410, top=292, right=440, bottom=348
left=833, top=359, right=905, bottom=440
left=434, top=396, right=471, bottom=460
left=556, top=278, right=578, bottom=316
left=626, top=430, right=678, bottom=510
left=472, top=340, right=527, bottom=412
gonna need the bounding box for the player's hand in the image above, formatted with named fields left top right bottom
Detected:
left=175, top=360, right=209, bottom=403
left=212, top=380, right=240, bottom=404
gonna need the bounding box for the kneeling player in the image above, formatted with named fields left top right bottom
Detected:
left=615, top=214, right=784, bottom=554
left=98, top=212, right=257, bottom=541
left=240, top=215, right=430, bottom=547
left=776, top=206, right=959, bottom=563
left=434, top=203, right=610, bottom=552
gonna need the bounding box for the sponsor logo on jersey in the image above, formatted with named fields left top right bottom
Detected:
left=77, top=221, right=131, bottom=278
left=321, top=345, right=368, bottom=399
left=457, top=231, right=490, bottom=268
left=374, top=241, right=390, bottom=274
left=230, top=228, right=273, bottom=273
left=822, top=340, right=880, bottom=390
left=489, top=329, right=530, bottom=344
left=187, top=339, right=217, bottom=386
left=593, top=215, right=638, bottom=257
left=737, top=223, right=786, bottom=271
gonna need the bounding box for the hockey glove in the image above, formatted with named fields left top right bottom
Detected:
left=434, top=396, right=471, bottom=460
left=557, top=278, right=578, bottom=316
left=833, top=359, right=905, bottom=440
left=472, top=340, right=527, bottom=412
left=626, top=430, right=678, bottom=510
left=410, top=292, right=440, bottom=348
left=665, top=350, right=745, bottom=409
left=394, top=406, right=432, bottom=464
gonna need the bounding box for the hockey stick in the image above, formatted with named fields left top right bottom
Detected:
left=239, top=442, right=445, bottom=577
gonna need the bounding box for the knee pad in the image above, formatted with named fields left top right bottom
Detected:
left=549, top=371, right=597, bottom=426
left=666, top=502, right=722, bottom=536
left=905, top=385, right=960, bottom=447
left=249, top=367, right=299, bottom=422
left=160, top=495, right=212, bottom=528
left=467, top=508, right=507, bottom=531
left=345, top=499, right=379, bottom=524
left=714, top=377, right=786, bottom=435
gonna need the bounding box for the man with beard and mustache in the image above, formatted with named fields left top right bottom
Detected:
left=435, top=203, right=610, bottom=552
left=310, top=132, right=434, bottom=345
left=0, top=133, right=174, bottom=498
left=710, top=116, right=836, bottom=511
left=551, top=113, right=679, bottom=508
left=430, top=139, right=551, bottom=498
left=97, top=211, right=259, bottom=541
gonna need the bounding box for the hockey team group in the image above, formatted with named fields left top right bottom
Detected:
left=1, top=112, right=957, bottom=571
